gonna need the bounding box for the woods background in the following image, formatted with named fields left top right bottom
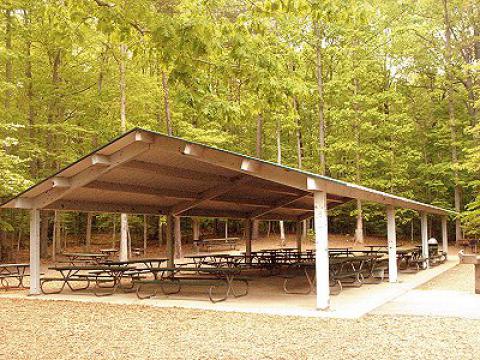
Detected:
left=0, top=0, right=479, bottom=250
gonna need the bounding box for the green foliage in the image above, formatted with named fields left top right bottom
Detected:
left=0, top=0, right=479, bottom=236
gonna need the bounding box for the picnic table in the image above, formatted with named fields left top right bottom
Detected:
left=0, top=263, right=30, bottom=289
left=62, top=252, right=109, bottom=264
left=99, top=248, right=119, bottom=257
left=101, top=258, right=168, bottom=279
left=41, top=264, right=135, bottom=296
left=134, top=266, right=249, bottom=303
left=193, top=237, right=239, bottom=251
left=329, top=247, right=353, bottom=256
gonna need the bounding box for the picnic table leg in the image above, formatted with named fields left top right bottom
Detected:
left=94, top=271, right=121, bottom=297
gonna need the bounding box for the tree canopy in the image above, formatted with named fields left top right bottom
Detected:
left=0, top=0, right=479, bottom=236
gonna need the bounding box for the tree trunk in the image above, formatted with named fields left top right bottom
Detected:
left=353, top=76, right=364, bottom=244
left=40, top=211, right=49, bottom=259
left=4, top=8, right=13, bottom=110
left=256, top=113, right=263, bottom=158
left=252, top=112, right=264, bottom=241
left=276, top=119, right=286, bottom=244
left=158, top=216, right=163, bottom=246
left=24, top=14, right=36, bottom=177
left=112, top=214, right=116, bottom=248
left=443, top=0, right=463, bottom=243
left=143, top=215, right=148, bottom=253
left=314, top=20, right=326, bottom=175
left=162, top=70, right=173, bottom=135
left=119, top=43, right=129, bottom=252
left=119, top=43, right=127, bottom=132
left=293, top=96, right=303, bottom=168
left=86, top=213, right=92, bottom=247
left=52, top=211, right=59, bottom=262
left=174, top=216, right=182, bottom=259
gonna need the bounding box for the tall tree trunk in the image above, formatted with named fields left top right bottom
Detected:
left=162, top=70, right=173, bottom=135
left=276, top=120, right=286, bottom=245
left=52, top=211, right=60, bottom=262
left=353, top=77, right=364, bottom=244
left=86, top=213, right=93, bottom=247
left=158, top=216, right=163, bottom=246
left=256, top=113, right=263, bottom=158
left=293, top=96, right=307, bottom=240
left=119, top=44, right=127, bottom=132
left=24, top=10, right=36, bottom=177
left=143, top=215, right=148, bottom=253
left=293, top=96, right=303, bottom=168
left=174, top=216, right=182, bottom=259
left=119, top=43, right=129, bottom=257
left=4, top=8, right=13, bottom=110
left=252, top=113, right=264, bottom=240
left=40, top=211, right=49, bottom=259
left=443, top=0, right=463, bottom=243
left=314, top=20, right=326, bottom=175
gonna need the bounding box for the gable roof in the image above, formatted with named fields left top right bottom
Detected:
left=1, top=128, right=452, bottom=218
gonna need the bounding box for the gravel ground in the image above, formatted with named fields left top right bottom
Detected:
left=0, top=298, right=479, bottom=360
left=419, top=264, right=474, bottom=292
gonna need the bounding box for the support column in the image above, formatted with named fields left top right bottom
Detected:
left=296, top=221, right=302, bottom=253
left=386, top=206, right=398, bottom=283
left=29, top=209, right=41, bottom=295
left=192, top=218, right=199, bottom=241
left=166, top=215, right=174, bottom=267
left=314, top=191, right=329, bottom=310
left=245, top=219, right=253, bottom=262
left=420, top=212, right=429, bottom=268
left=119, top=213, right=128, bottom=261
left=442, top=216, right=448, bottom=260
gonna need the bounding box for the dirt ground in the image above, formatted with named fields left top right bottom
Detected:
left=0, top=296, right=478, bottom=360
left=2, top=234, right=476, bottom=360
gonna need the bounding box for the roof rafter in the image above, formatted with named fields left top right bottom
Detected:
left=169, top=176, right=251, bottom=216
left=122, top=160, right=230, bottom=183
left=249, top=192, right=311, bottom=219
left=22, top=136, right=153, bottom=209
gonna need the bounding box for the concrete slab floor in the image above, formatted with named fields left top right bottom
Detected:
left=0, top=258, right=458, bottom=319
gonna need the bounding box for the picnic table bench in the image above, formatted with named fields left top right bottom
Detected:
left=41, top=264, right=137, bottom=296
left=134, top=266, right=249, bottom=303
left=0, top=263, right=30, bottom=289
left=193, top=237, right=239, bottom=251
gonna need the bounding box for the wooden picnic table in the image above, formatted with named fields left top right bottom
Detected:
left=62, top=252, right=109, bottom=264
left=42, top=264, right=135, bottom=296
left=0, top=263, right=30, bottom=289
